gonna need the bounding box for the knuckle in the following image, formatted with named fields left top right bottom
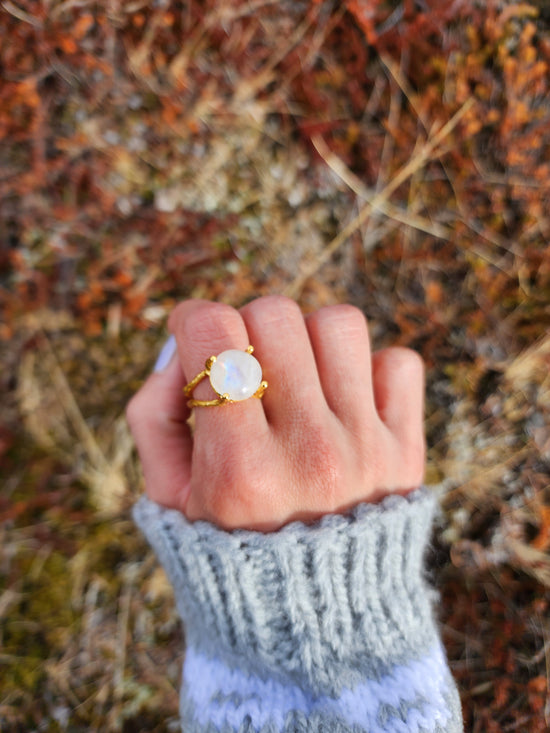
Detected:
left=182, top=302, right=240, bottom=345
left=356, top=425, right=401, bottom=489
left=195, top=438, right=267, bottom=525
left=360, top=435, right=390, bottom=489
left=254, top=294, right=302, bottom=314
left=378, top=427, right=425, bottom=490
left=168, top=300, right=246, bottom=357
left=386, top=346, right=424, bottom=376
left=327, top=303, right=366, bottom=325
left=206, top=487, right=259, bottom=528
left=295, top=423, right=345, bottom=510
left=125, top=391, right=145, bottom=431
left=403, top=435, right=426, bottom=486
left=199, top=485, right=235, bottom=526
left=310, top=303, right=367, bottom=333
left=245, top=295, right=303, bottom=329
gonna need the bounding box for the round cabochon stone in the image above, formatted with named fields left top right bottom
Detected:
left=209, top=349, right=263, bottom=401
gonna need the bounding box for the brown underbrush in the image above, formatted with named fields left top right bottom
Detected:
left=1, top=1, right=549, bottom=730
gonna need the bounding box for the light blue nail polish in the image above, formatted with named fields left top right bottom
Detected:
left=154, top=334, right=177, bottom=372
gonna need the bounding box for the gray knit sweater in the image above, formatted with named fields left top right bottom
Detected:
left=133, top=488, right=463, bottom=732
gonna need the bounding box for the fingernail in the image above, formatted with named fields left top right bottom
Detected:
left=154, top=334, right=177, bottom=372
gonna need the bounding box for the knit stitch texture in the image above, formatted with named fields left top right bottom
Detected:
left=133, top=489, right=464, bottom=733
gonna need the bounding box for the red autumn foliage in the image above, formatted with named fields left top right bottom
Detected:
left=1, top=1, right=549, bottom=730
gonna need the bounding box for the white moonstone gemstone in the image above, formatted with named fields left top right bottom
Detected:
left=209, top=349, right=262, bottom=401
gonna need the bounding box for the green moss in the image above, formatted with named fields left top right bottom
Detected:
left=3, top=550, right=76, bottom=653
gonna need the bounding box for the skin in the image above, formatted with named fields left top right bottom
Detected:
left=126, top=295, right=426, bottom=532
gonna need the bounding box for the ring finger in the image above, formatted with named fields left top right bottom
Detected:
left=168, top=299, right=269, bottom=440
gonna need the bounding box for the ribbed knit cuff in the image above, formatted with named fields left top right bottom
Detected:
left=134, top=489, right=465, bottom=731
left=133, top=489, right=443, bottom=696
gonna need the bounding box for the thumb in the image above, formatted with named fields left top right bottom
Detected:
left=126, top=336, right=193, bottom=512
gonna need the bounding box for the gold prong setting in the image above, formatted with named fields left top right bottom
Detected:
left=184, top=346, right=267, bottom=408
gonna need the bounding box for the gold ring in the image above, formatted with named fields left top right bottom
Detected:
left=183, top=345, right=268, bottom=407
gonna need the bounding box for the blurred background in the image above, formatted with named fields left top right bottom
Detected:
left=1, top=1, right=549, bottom=730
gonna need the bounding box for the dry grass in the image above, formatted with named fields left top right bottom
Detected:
left=1, top=1, right=550, bottom=730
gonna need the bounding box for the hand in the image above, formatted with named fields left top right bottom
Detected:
left=126, top=296, right=425, bottom=531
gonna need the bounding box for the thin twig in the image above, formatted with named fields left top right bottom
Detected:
left=284, top=98, right=474, bottom=298
left=2, top=0, right=43, bottom=27
left=312, top=134, right=451, bottom=240
left=113, top=580, right=133, bottom=701
left=35, top=329, right=109, bottom=472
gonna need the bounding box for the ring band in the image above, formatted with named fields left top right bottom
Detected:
left=184, top=345, right=268, bottom=407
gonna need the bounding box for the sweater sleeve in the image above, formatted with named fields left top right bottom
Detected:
left=133, top=488, right=463, bottom=733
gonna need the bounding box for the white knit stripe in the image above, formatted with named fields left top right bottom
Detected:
left=183, top=643, right=453, bottom=733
